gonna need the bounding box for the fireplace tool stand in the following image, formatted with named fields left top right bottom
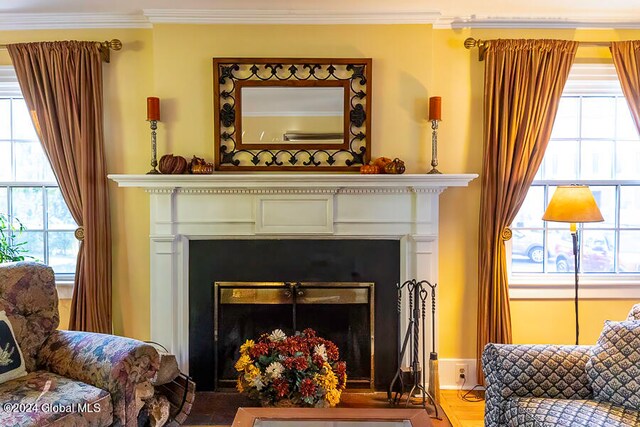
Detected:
left=387, top=279, right=439, bottom=419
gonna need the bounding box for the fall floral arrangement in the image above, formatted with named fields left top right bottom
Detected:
left=235, top=328, right=347, bottom=407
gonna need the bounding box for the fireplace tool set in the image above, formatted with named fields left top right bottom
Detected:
left=388, top=279, right=440, bottom=419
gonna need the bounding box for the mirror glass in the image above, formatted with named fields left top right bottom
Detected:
left=241, top=87, right=344, bottom=144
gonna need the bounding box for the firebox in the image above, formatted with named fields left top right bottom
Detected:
left=214, top=281, right=375, bottom=389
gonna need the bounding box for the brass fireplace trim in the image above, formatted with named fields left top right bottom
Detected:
left=213, top=281, right=375, bottom=390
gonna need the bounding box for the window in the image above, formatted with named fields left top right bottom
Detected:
left=0, top=67, right=78, bottom=279
left=509, top=64, right=640, bottom=291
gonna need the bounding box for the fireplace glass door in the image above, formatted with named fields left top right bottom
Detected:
left=214, top=281, right=374, bottom=390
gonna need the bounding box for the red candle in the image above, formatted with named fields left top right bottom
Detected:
left=147, top=97, right=160, bottom=121
left=429, top=96, right=441, bottom=121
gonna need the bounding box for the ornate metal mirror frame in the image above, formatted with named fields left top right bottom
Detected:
left=213, top=58, right=372, bottom=171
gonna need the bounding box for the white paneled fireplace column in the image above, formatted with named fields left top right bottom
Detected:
left=109, top=174, right=476, bottom=374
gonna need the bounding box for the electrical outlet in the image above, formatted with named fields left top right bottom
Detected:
left=455, top=363, right=469, bottom=384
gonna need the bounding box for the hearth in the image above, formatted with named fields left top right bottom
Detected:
left=214, top=281, right=374, bottom=389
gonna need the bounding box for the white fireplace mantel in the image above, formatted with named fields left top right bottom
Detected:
left=108, top=173, right=477, bottom=373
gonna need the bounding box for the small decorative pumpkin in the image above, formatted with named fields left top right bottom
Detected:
left=189, top=156, right=214, bottom=174
left=384, top=158, right=406, bottom=174
left=159, top=154, right=188, bottom=174
left=373, top=157, right=393, bottom=172
left=359, top=164, right=380, bottom=174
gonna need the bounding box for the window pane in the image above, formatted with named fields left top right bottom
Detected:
left=551, top=97, right=579, bottom=139
left=0, top=187, right=7, bottom=214
left=48, top=231, right=78, bottom=274
left=0, top=99, right=10, bottom=139
left=548, top=229, right=573, bottom=273
left=510, top=230, right=544, bottom=273
left=46, top=188, right=76, bottom=230
left=14, top=142, right=53, bottom=182
left=616, top=98, right=639, bottom=140
left=542, top=140, right=578, bottom=180
left=14, top=230, right=44, bottom=262
left=581, top=230, right=614, bottom=273
left=584, top=186, right=615, bottom=229
left=0, top=140, right=11, bottom=180
left=616, top=141, right=640, bottom=179
left=512, top=186, right=545, bottom=229
left=11, top=187, right=43, bottom=229
left=580, top=140, right=613, bottom=179
left=582, top=97, right=616, bottom=139
left=619, top=231, right=640, bottom=273
left=11, top=99, right=38, bottom=141
left=620, top=186, right=640, bottom=228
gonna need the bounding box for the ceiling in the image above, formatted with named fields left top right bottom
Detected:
left=1, top=0, right=640, bottom=29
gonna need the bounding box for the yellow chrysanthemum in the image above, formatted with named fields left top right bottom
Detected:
left=234, top=354, right=252, bottom=372
left=244, top=364, right=261, bottom=382
left=236, top=377, right=245, bottom=393
left=240, top=339, right=255, bottom=355
left=326, top=388, right=341, bottom=406
left=314, top=363, right=338, bottom=390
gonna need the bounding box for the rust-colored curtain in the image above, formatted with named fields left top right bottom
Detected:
left=477, top=39, right=577, bottom=383
left=8, top=41, right=112, bottom=333
left=611, top=41, right=640, bottom=132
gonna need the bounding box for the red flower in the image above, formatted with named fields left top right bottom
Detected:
left=299, top=378, right=317, bottom=397
left=302, top=328, right=316, bottom=338
left=312, top=354, right=325, bottom=368
left=249, top=342, right=269, bottom=359
left=273, top=378, right=289, bottom=398
left=283, top=356, right=308, bottom=371
left=324, top=341, right=340, bottom=361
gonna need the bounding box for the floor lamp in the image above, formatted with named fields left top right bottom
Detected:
left=542, top=185, right=603, bottom=345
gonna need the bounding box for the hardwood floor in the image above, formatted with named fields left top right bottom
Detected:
left=439, top=389, right=485, bottom=427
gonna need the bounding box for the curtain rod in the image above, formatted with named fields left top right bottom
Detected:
left=464, top=37, right=610, bottom=61
left=0, top=39, right=122, bottom=63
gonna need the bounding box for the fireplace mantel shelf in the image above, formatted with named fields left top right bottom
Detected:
left=108, top=173, right=478, bottom=192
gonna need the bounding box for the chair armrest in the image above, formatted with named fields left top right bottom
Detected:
left=482, top=343, right=592, bottom=427
left=37, top=330, right=159, bottom=427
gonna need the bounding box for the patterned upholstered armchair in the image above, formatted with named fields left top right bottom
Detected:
left=0, top=262, right=159, bottom=426
left=483, top=303, right=640, bottom=427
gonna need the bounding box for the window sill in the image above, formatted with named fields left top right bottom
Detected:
left=509, top=275, right=640, bottom=299
left=56, top=281, right=74, bottom=299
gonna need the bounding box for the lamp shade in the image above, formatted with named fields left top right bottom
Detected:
left=542, top=185, right=604, bottom=223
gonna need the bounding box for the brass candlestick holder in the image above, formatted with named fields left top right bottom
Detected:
left=427, top=119, right=441, bottom=174
left=147, top=120, right=159, bottom=174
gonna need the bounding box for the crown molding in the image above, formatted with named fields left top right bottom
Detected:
left=0, top=13, right=151, bottom=30
left=434, top=16, right=640, bottom=29
left=2, top=10, right=640, bottom=30
left=143, top=9, right=441, bottom=25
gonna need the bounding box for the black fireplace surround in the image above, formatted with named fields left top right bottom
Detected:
left=189, top=239, right=400, bottom=391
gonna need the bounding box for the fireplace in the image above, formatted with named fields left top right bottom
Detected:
left=108, top=173, right=477, bottom=389
left=189, top=238, right=399, bottom=391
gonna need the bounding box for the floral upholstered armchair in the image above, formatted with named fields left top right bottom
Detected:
left=0, top=262, right=159, bottom=426
left=483, top=303, right=640, bottom=427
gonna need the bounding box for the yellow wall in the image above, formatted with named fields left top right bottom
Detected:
left=1, top=25, right=638, bottom=362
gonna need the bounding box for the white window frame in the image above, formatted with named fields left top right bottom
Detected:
left=509, top=63, right=640, bottom=300
left=0, top=66, right=75, bottom=296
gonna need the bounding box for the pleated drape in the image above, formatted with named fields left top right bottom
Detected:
left=611, top=41, right=640, bottom=133
left=477, top=39, right=577, bottom=384
left=8, top=41, right=112, bottom=333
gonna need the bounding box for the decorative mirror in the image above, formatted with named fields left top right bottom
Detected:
left=213, top=58, right=372, bottom=171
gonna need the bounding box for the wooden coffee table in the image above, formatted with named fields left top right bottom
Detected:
left=231, top=408, right=432, bottom=427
